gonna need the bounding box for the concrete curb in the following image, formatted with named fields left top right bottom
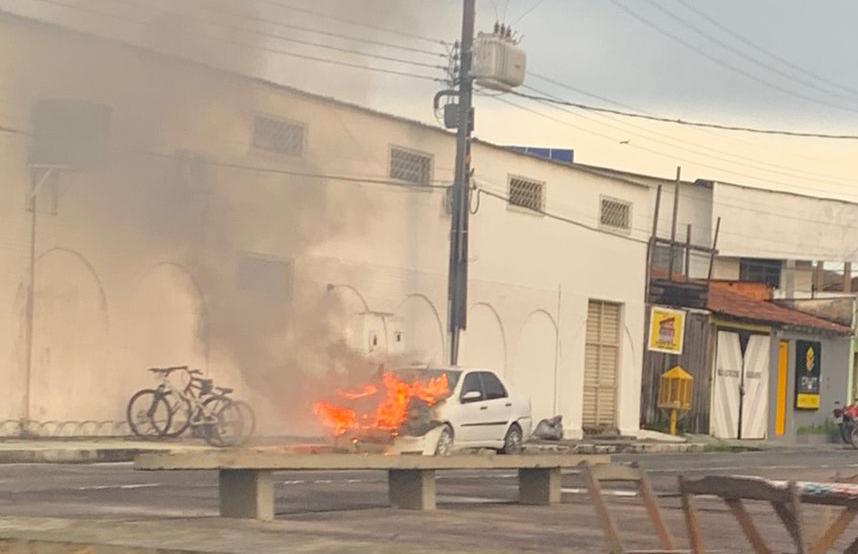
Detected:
left=0, top=448, right=164, bottom=464
left=0, top=537, right=208, bottom=553
left=524, top=441, right=706, bottom=455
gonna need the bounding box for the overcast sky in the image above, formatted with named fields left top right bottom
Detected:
left=4, top=0, right=858, bottom=199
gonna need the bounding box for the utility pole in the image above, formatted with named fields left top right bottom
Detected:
left=446, top=0, right=476, bottom=366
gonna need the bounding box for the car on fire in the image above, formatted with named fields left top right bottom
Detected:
left=396, top=367, right=532, bottom=456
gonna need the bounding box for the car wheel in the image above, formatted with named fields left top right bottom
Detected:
left=501, top=423, right=524, bottom=455
left=435, top=424, right=454, bottom=456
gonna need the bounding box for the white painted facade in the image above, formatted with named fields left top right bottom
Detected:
left=0, top=15, right=650, bottom=438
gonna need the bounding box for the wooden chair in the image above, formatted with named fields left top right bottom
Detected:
left=679, top=475, right=807, bottom=554
left=581, top=461, right=688, bottom=554
left=804, top=472, right=858, bottom=554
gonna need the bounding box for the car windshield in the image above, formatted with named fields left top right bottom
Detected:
left=394, top=368, right=461, bottom=396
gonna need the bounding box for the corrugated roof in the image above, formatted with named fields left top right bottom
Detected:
left=708, top=286, right=852, bottom=334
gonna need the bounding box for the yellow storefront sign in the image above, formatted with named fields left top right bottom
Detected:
left=648, top=306, right=686, bottom=355
left=796, top=393, right=820, bottom=409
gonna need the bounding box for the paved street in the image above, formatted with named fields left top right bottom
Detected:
left=0, top=447, right=857, bottom=552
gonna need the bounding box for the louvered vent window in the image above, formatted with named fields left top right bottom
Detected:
left=508, top=176, right=545, bottom=212
left=600, top=197, right=632, bottom=231
left=253, top=116, right=304, bottom=156
left=389, top=147, right=432, bottom=186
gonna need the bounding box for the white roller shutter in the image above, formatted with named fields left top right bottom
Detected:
left=583, top=300, right=621, bottom=431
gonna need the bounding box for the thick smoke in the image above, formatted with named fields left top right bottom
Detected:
left=7, top=0, right=448, bottom=434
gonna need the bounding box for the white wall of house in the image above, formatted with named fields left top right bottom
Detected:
left=0, top=14, right=649, bottom=437
left=713, top=182, right=858, bottom=263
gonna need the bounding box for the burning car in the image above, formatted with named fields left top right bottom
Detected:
left=314, top=367, right=532, bottom=455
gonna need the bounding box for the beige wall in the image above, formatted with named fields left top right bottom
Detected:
left=0, top=15, right=649, bottom=437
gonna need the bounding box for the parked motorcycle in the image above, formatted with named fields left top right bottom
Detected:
left=833, top=400, right=858, bottom=448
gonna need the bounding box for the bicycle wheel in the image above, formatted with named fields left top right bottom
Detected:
left=232, top=400, right=256, bottom=444
left=203, top=397, right=244, bottom=447
left=162, top=391, right=193, bottom=438
left=126, top=389, right=172, bottom=438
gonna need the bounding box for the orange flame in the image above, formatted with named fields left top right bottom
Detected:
left=313, top=372, right=449, bottom=436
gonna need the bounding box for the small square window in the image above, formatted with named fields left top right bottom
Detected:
left=253, top=116, right=303, bottom=156
left=600, top=197, right=632, bottom=231
left=237, top=253, right=293, bottom=295
left=508, top=176, right=545, bottom=212
left=390, top=147, right=432, bottom=186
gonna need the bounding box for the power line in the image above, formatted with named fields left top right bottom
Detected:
left=0, top=124, right=29, bottom=135
left=152, top=0, right=449, bottom=59
left=672, top=0, right=858, bottom=100
left=641, top=0, right=858, bottom=107
left=512, top=0, right=546, bottom=25
left=507, top=89, right=858, bottom=140
left=521, top=84, right=858, bottom=188
left=26, top=0, right=444, bottom=82
left=111, top=0, right=446, bottom=71
left=492, top=94, right=858, bottom=200
left=253, top=0, right=447, bottom=47
left=606, top=0, right=858, bottom=117
left=476, top=187, right=649, bottom=245
left=527, top=71, right=846, bottom=165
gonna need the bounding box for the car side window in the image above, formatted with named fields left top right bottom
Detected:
left=479, top=372, right=508, bottom=400
left=460, top=372, right=485, bottom=403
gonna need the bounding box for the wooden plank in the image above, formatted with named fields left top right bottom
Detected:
left=638, top=468, right=675, bottom=550
left=135, top=452, right=610, bottom=471
left=771, top=496, right=807, bottom=554
left=679, top=477, right=705, bottom=554
left=680, top=475, right=792, bottom=502
left=581, top=462, right=625, bottom=553
left=811, top=507, right=857, bottom=554
left=725, top=498, right=772, bottom=554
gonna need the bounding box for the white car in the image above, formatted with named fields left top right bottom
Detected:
left=397, top=367, right=532, bottom=455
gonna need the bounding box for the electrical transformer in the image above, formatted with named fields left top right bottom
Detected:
left=472, top=31, right=526, bottom=91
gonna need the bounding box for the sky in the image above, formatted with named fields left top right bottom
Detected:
left=3, top=0, right=858, bottom=200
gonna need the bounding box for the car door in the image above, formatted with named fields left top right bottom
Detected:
left=477, top=372, right=514, bottom=444
left=455, top=371, right=489, bottom=444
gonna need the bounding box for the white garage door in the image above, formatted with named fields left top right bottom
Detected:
left=583, top=300, right=621, bottom=431
left=711, top=331, right=771, bottom=440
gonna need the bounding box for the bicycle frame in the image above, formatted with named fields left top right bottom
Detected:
left=154, top=369, right=221, bottom=427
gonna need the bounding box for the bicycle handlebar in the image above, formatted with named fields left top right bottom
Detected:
left=147, top=365, right=191, bottom=374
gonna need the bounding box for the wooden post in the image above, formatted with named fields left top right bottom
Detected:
left=707, top=217, right=721, bottom=282
left=685, top=223, right=692, bottom=279
left=814, top=260, right=825, bottom=294
left=845, top=262, right=852, bottom=293
left=669, top=408, right=678, bottom=436
left=645, top=184, right=663, bottom=303
left=667, top=167, right=681, bottom=280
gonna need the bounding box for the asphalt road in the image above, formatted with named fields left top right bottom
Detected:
left=0, top=446, right=856, bottom=520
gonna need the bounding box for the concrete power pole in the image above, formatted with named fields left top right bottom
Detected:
left=447, top=0, right=477, bottom=366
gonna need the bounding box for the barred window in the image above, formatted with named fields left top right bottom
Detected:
left=253, top=115, right=303, bottom=155
left=389, top=147, right=432, bottom=186
left=508, top=176, right=545, bottom=212
left=600, top=197, right=632, bottom=231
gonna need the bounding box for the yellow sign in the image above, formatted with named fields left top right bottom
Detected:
left=648, top=306, right=686, bottom=355
left=796, top=393, right=820, bottom=409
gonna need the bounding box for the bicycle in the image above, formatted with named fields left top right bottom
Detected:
left=126, top=366, right=245, bottom=447
left=165, top=376, right=257, bottom=446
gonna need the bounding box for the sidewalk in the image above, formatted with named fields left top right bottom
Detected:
left=0, top=438, right=331, bottom=464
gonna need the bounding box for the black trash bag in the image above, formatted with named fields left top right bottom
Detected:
left=532, top=415, right=563, bottom=440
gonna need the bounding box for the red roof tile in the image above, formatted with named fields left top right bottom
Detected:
left=707, top=286, right=852, bottom=334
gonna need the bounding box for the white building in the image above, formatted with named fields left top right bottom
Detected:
left=0, top=12, right=652, bottom=438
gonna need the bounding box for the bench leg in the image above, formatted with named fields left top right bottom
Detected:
left=219, top=469, right=274, bottom=521
left=519, top=468, right=561, bottom=505
left=388, top=469, right=436, bottom=510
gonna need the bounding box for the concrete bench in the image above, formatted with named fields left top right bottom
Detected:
left=134, top=452, right=608, bottom=521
